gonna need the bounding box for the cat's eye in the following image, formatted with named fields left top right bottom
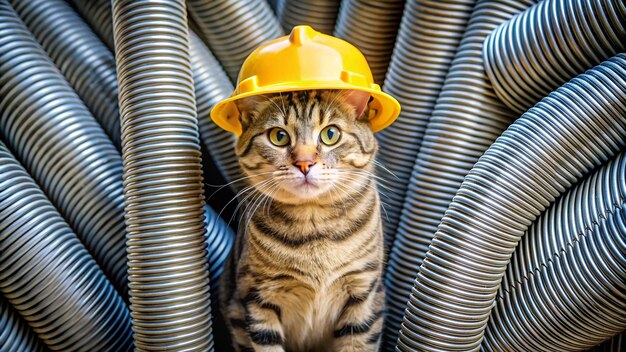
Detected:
left=320, top=125, right=341, bottom=145
left=268, top=128, right=290, bottom=146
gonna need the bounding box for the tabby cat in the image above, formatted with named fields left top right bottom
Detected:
left=221, top=89, right=384, bottom=352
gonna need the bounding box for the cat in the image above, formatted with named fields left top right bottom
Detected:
left=220, top=89, right=384, bottom=352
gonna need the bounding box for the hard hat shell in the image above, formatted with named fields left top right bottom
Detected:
left=210, top=25, right=401, bottom=135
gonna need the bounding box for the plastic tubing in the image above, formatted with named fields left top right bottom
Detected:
left=112, top=0, right=214, bottom=350
left=0, top=297, right=45, bottom=352
left=0, top=140, right=133, bottom=351
left=276, top=0, right=340, bottom=35
left=396, top=54, right=626, bottom=351
left=483, top=0, right=626, bottom=114
left=188, top=0, right=283, bottom=82
left=333, top=0, right=405, bottom=84
left=0, top=0, right=128, bottom=296
left=383, top=0, right=537, bottom=347
left=483, top=152, right=626, bottom=351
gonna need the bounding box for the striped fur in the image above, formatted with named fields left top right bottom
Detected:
left=221, top=90, right=384, bottom=352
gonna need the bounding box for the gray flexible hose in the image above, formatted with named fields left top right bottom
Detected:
left=333, top=0, right=405, bottom=84
left=483, top=152, right=626, bottom=351
left=276, top=0, right=340, bottom=35
left=397, top=54, right=626, bottom=351
left=0, top=0, right=127, bottom=296
left=188, top=0, right=283, bottom=82
left=374, top=0, right=475, bottom=249
left=383, top=0, right=536, bottom=347
left=203, top=205, right=235, bottom=297
left=0, top=297, right=45, bottom=352
left=112, top=0, right=214, bottom=350
left=483, top=0, right=626, bottom=114
left=10, top=0, right=121, bottom=148
left=0, top=141, right=133, bottom=351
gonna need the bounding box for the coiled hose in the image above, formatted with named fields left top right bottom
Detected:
left=0, top=297, right=45, bottom=352
left=396, top=54, right=626, bottom=351
left=276, top=0, right=341, bottom=35
left=0, top=140, right=133, bottom=351
left=383, top=0, right=536, bottom=347
left=374, top=0, right=475, bottom=249
left=333, top=0, right=405, bottom=84
left=483, top=0, right=626, bottom=114
left=483, top=152, right=626, bottom=351
left=188, top=0, right=283, bottom=82
left=0, top=0, right=127, bottom=296
left=112, top=0, right=214, bottom=350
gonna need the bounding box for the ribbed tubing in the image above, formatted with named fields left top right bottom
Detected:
left=374, top=0, right=475, bottom=250
left=203, top=205, right=235, bottom=297
left=188, top=0, right=283, bottom=82
left=396, top=54, right=626, bottom=351
left=0, top=297, right=45, bottom=352
left=0, top=141, right=132, bottom=351
left=483, top=152, right=626, bottom=351
left=334, top=0, right=405, bottom=84
left=112, top=1, right=214, bottom=350
left=0, top=0, right=127, bottom=296
left=276, top=0, right=340, bottom=35
left=11, top=0, right=121, bottom=148
left=483, top=0, right=626, bottom=114
left=384, top=0, right=536, bottom=347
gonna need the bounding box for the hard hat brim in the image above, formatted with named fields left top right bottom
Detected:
left=210, top=82, right=401, bottom=136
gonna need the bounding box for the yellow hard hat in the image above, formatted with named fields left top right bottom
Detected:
left=210, top=25, right=401, bottom=135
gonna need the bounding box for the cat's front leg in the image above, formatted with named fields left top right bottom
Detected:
left=242, top=289, right=286, bottom=352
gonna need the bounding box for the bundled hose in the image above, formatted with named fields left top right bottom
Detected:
left=374, top=0, right=475, bottom=248
left=276, top=0, right=340, bottom=35
left=10, top=0, right=121, bottom=148
left=0, top=0, right=127, bottom=295
left=0, top=141, right=133, bottom=351
left=483, top=152, right=626, bottom=351
left=483, top=0, right=626, bottom=114
left=112, top=0, right=214, bottom=350
left=383, top=0, right=536, bottom=347
left=333, top=0, right=405, bottom=84
left=396, top=54, right=626, bottom=351
left=188, top=0, right=283, bottom=82
left=0, top=297, right=45, bottom=352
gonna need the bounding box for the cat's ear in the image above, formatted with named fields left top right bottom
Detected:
left=344, top=90, right=371, bottom=120
left=235, top=95, right=266, bottom=129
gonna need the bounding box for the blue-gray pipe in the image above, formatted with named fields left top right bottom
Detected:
left=0, top=296, right=45, bottom=352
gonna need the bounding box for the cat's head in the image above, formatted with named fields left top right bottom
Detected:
left=234, top=90, right=377, bottom=205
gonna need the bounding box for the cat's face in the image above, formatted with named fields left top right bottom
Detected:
left=235, top=90, right=377, bottom=205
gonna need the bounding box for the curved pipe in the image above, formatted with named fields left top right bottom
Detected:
left=483, top=0, right=626, bottom=114
left=0, top=140, right=132, bottom=351
left=276, top=0, right=340, bottom=35
left=0, top=297, right=45, bottom=352
left=397, top=54, right=626, bottom=351
left=112, top=0, right=214, bottom=350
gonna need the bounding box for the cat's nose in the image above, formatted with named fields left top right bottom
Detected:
left=293, top=159, right=315, bottom=175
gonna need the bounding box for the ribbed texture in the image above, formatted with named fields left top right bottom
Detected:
left=397, top=54, right=626, bottom=351
left=10, top=0, right=121, bottom=147
left=67, top=0, right=114, bottom=49
left=0, top=0, right=127, bottom=296
left=276, top=0, right=340, bottom=35
left=483, top=152, right=626, bottom=351
left=383, top=0, right=535, bottom=348
left=590, top=332, right=624, bottom=352
left=112, top=0, right=214, bottom=350
left=0, top=140, right=132, bottom=351
left=334, top=0, right=405, bottom=84
left=0, top=297, right=45, bottom=352
left=203, top=206, right=235, bottom=297
left=188, top=0, right=283, bottom=82
left=483, top=0, right=626, bottom=113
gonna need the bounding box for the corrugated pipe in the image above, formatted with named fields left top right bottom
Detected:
left=373, top=0, right=475, bottom=249
left=591, top=332, right=624, bottom=352
left=483, top=152, right=626, bottom=351
left=0, top=140, right=133, bottom=351
left=383, top=0, right=536, bottom=347
left=334, top=0, right=405, bottom=84
left=396, top=54, right=626, bottom=351
left=203, top=205, right=235, bottom=298
left=188, top=0, right=283, bottom=82
left=0, top=297, right=45, bottom=352
left=111, top=0, right=214, bottom=350
left=276, top=0, right=340, bottom=35
left=0, top=0, right=127, bottom=297
left=483, top=0, right=626, bottom=114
